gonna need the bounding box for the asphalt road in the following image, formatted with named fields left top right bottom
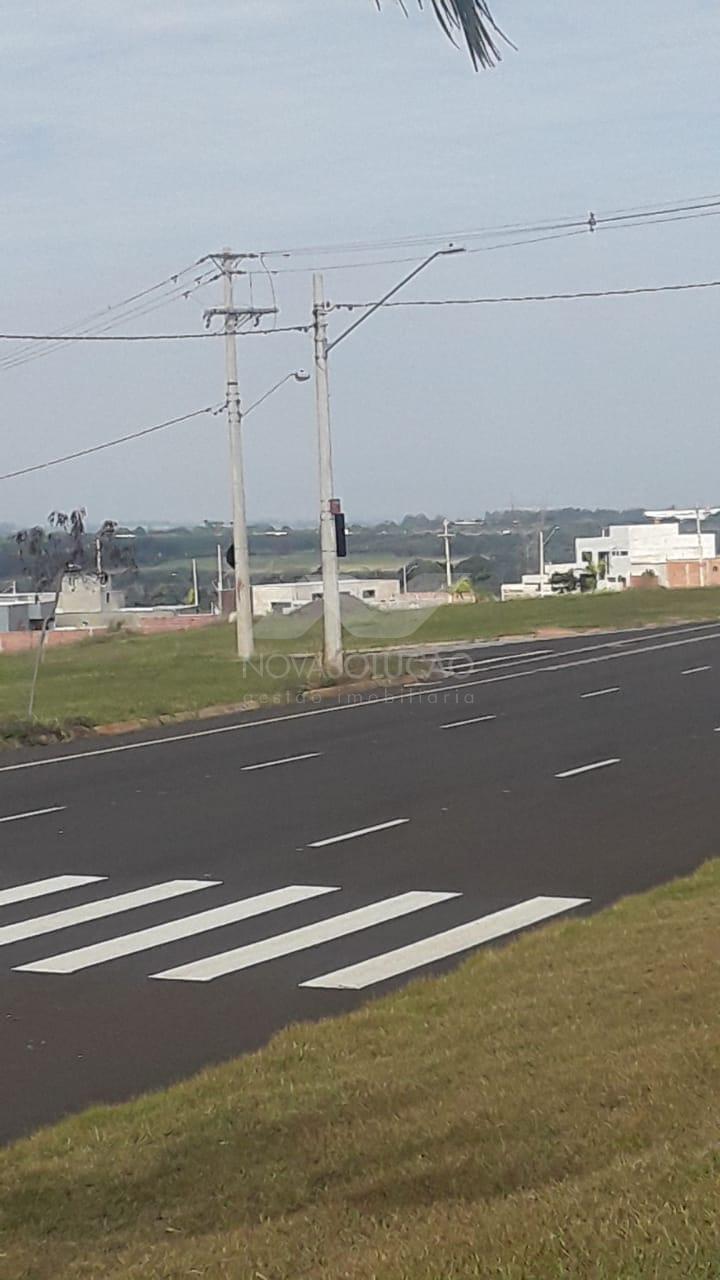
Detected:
left=2, top=619, right=720, bottom=1143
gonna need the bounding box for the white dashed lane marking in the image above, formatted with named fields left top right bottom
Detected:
left=0, top=806, right=66, bottom=824
left=556, top=758, right=621, bottom=779
left=308, top=818, right=410, bottom=848
left=241, top=753, right=322, bottom=772
left=440, top=715, right=497, bottom=730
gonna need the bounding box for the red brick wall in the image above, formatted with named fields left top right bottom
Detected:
left=0, top=613, right=221, bottom=654
left=665, top=559, right=720, bottom=588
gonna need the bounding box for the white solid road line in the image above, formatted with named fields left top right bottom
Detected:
left=153, top=890, right=458, bottom=983
left=302, top=896, right=589, bottom=990
left=241, top=753, right=322, bottom=772
left=0, top=874, right=105, bottom=909
left=0, top=806, right=66, bottom=824
left=0, top=879, right=218, bottom=948
left=440, top=714, right=497, bottom=730
left=556, top=758, right=621, bottom=779
left=3, top=626, right=720, bottom=775
left=414, top=624, right=720, bottom=691
left=580, top=687, right=620, bottom=699
left=308, top=818, right=410, bottom=848
left=681, top=666, right=711, bottom=675
left=16, top=885, right=338, bottom=974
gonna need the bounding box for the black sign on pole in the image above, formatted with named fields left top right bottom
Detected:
left=226, top=544, right=235, bottom=569
left=329, top=498, right=347, bottom=557
left=334, top=512, right=347, bottom=558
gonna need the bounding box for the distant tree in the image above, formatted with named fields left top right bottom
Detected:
left=15, top=511, right=135, bottom=717
left=15, top=509, right=87, bottom=591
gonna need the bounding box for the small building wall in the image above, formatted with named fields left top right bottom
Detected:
left=251, top=579, right=400, bottom=617
left=56, top=572, right=126, bottom=619
left=664, top=558, right=720, bottom=588
left=0, top=595, right=56, bottom=633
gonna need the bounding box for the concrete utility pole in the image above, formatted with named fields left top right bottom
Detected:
left=311, top=247, right=465, bottom=677
left=216, top=543, right=224, bottom=615
left=205, top=250, right=276, bottom=660
left=313, top=273, right=343, bottom=677
left=441, top=518, right=453, bottom=588
left=696, top=507, right=706, bottom=587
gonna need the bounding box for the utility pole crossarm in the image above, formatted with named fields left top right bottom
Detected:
left=204, top=306, right=278, bottom=328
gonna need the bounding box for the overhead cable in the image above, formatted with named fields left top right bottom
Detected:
left=332, top=277, right=720, bottom=312
left=0, top=405, right=225, bottom=482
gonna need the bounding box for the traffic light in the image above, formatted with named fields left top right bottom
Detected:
left=330, top=499, right=347, bottom=557
left=226, top=543, right=235, bottom=569
left=334, top=512, right=347, bottom=557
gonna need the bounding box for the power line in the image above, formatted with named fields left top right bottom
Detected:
left=0, top=405, right=225, bottom=482
left=332, top=276, right=720, bottom=312
left=0, top=264, right=219, bottom=373
left=245, top=205, right=720, bottom=280
left=253, top=195, right=720, bottom=259
left=0, top=323, right=311, bottom=344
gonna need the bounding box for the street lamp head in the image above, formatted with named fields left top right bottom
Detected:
left=292, top=369, right=310, bottom=383
left=440, top=244, right=467, bottom=256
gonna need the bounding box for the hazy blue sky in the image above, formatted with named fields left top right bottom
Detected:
left=1, top=1, right=719, bottom=527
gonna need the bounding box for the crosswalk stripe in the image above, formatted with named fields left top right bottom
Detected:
left=0, top=880, right=219, bottom=948
left=301, top=896, right=590, bottom=990
left=0, top=875, right=105, bottom=909
left=16, top=885, right=339, bottom=974
left=152, top=891, right=459, bottom=983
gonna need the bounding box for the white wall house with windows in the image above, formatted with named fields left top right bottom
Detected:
left=252, top=578, right=400, bottom=617
left=575, top=523, right=716, bottom=586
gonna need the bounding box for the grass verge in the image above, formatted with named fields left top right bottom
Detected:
left=1, top=588, right=719, bottom=735
left=347, top=583, right=720, bottom=647
left=1, top=862, right=719, bottom=1279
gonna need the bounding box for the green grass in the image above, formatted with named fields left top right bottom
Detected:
left=1, top=861, right=719, bottom=1279
left=0, top=625, right=319, bottom=729
left=1, top=588, right=719, bottom=732
left=399, top=584, right=720, bottom=645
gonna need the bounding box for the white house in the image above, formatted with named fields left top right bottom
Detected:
left=575, top=523, right=716, bottom=587
left=252, top=578, right=400, bottom=617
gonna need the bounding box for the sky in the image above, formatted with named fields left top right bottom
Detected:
left=1, top=0, right=719, bottom=528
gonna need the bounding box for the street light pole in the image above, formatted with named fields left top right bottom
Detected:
left=439, top=516, right=485, bottom=590
left=312, top=246, right=465, bottom=676
left=223, top=262, right=254, bottom=660
left=313, top=273, right=343, bottom=677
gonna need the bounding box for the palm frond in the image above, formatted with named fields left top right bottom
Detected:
left=426, top=0, right=511, bottom=68
left=378, top=0, right=513, bottom=69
